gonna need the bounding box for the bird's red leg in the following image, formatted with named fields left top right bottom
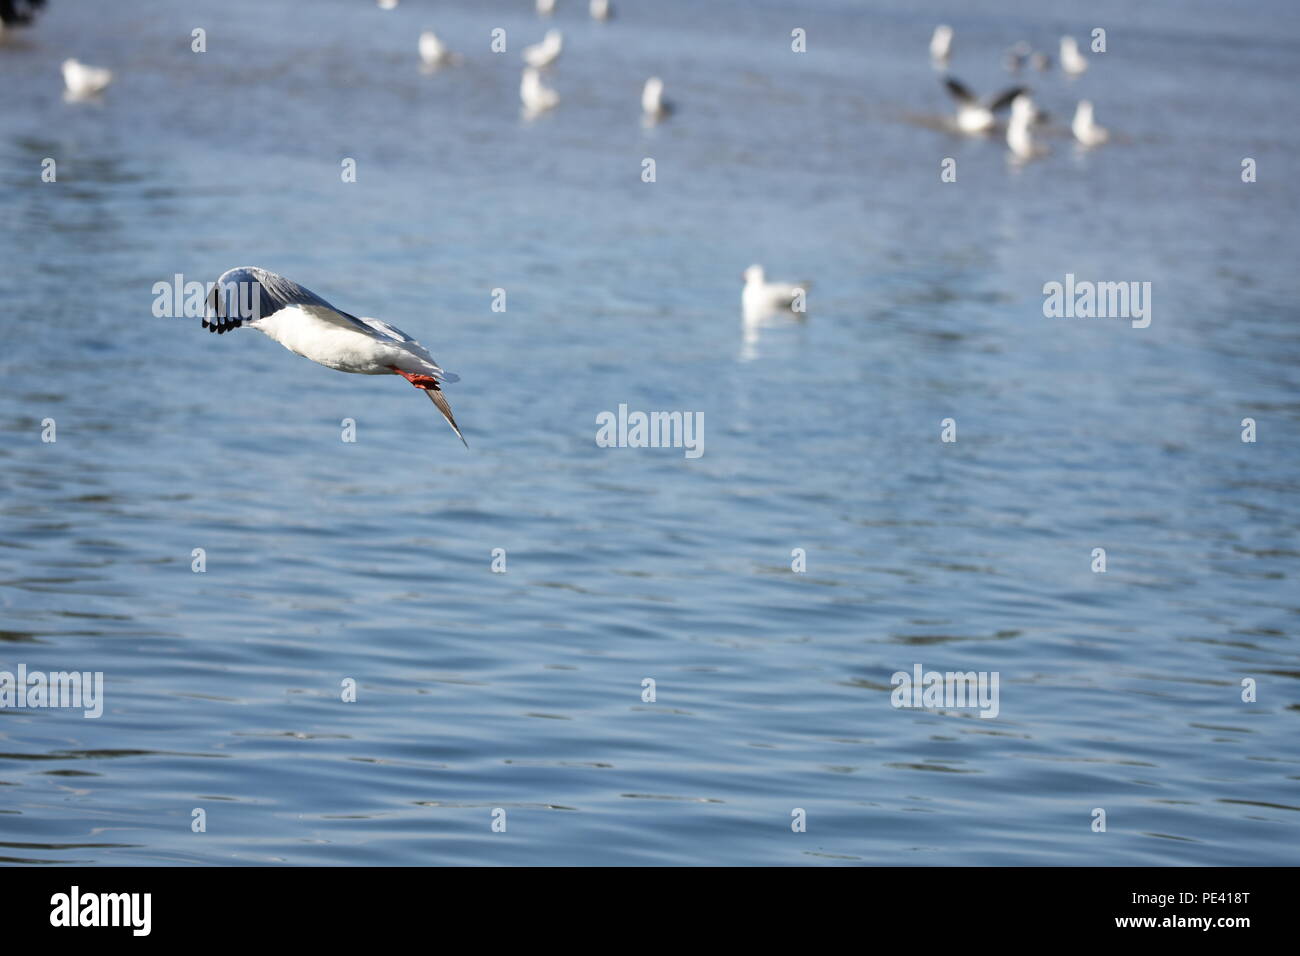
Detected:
left=389, top=366, right=441, bottom=390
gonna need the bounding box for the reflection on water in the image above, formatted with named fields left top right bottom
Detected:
left=0, top=0, right=1297, bottom=865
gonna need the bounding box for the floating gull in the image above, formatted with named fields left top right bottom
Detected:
left=521, top=67, right=559, bottom=114
left=742, top=265, right=809, bottom=323
left=419, top=31, right=457, bottom=68
left=1060, top=35, right=1088, bottom=75
left=1007, top=93, right=1048, bottom=161
left=202, top=267, right=466, bottom=445
left=537, top=0, right=556, bottom=16
left=943, top=76, right=1026, bottom=133
left=522, top=29, right=562, bottom=68
left=642, top=77, right=671, bottom=120
left=929, top=25, right=952, bottom=64
left=378, top=0, right=398, bottom=9
left=590, top=0, right=611, bottom=20
left=62, top=58, right=112, bottom=98
left=1072, top=100, right=1109, bottom=146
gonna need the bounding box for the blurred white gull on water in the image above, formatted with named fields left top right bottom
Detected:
left=419, top=30, right=458, bottom=69
left=1060, top=35, right=1088, bottom=75
left=523, top=29, right=563, bottom=68
left=642, top=77, right=672, bottom=121
left=62, top=58, right=112, bottom=98
left=1007, top=93, right=1048, bottom=161
left=1072, top=100, right=1109, bottom=146
left=929, top=24, right=952, bottom=64
left=521, top=67, right=559, bottom=114
left=742, top=265, right=809, bottom=324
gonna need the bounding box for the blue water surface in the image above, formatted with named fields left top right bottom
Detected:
left=0, top=0, right=1297, bottom=865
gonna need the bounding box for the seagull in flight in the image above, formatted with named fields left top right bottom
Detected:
left=520, top=66, right=559, bottom=113
left=202, top=267, right=467, bottom=445
left=942, top=76, right=1027, bottom=133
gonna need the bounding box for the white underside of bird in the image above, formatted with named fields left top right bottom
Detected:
left=202, top=267, right=466, bottom=444
left=252, top=306, right=437, bottom=375
left=63, top=59, right=112, bottom=97
left=956, top=104, right=996, bottom=133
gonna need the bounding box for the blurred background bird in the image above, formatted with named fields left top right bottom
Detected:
left=520, top=65, right=559, bottom=114
left=1072, top=99, right=1109, bottom=146
left=0, top=0, right=46, bottom=28
left=1060, top=34, right=1088, bottom=74
left=418, top=30, right=458, bottom=69
left=62, top=57, right=112, bottom=97
left=641, top=76, right=671, bottom=121
left=522, top=28, right=562, bottom=68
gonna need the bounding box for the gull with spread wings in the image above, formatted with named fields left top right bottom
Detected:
left=942, top=76, right=1027, bottom=134
left=201, top=267, right=467, bottom=446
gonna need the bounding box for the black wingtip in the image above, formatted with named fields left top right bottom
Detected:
left=943, top=76, right=974, bottom=103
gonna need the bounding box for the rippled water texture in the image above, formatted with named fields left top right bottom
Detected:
left=0, top=0, right=1297, bottom=865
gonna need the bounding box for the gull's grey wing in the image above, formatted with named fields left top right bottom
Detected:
left=353, top=316, right=460, bottom=383
left=203, top=266, right=373, bottom=335
left=987, top=86, right=1029, bottom=113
